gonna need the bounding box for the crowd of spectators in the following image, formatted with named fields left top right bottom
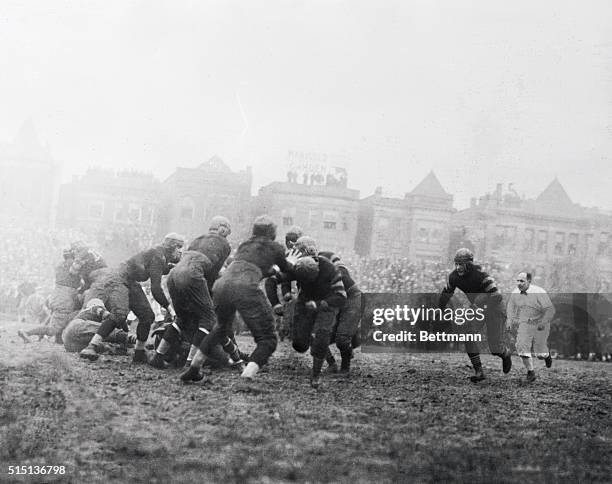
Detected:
left=342, top=255, right=517, bottom=294
left=0, top=220, right=155, bottom=316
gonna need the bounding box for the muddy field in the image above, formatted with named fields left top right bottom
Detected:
left=1, top=318, right=611, bottom=484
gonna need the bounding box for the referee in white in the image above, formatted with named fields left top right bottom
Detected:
left=506, top=271, right=556, bottom=382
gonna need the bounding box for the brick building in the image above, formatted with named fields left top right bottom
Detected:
left=451, top=179, right=612, bottom=283
left=56, top=169, right=161, bottom=264
left=355, top=171, right=454, bottom=261
left=255, top=180, right=360, bottom=254
left=160, top=156, right=252, bottom=244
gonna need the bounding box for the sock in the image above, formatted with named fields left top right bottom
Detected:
left=222, top=337, right=242, bottom=363
left=340, top=350, right=352, bottom=370
left=156, top=339, right=171, bottom=356
left=191, top=350, right=206, bottom=369
left=187, top=345, right=198, bottom=362
left=135, top=340, right=146, bottom=351
left=312, top=357, right=324, bottom=377
left=90, top=334, right=104, bottom=347
left=521, top=356, right=534, bottom=371
left=468, top=353, right=482, bottom=372
left=241, top=361, right=260, bottom=379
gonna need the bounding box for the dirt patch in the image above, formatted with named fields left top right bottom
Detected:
left=1, top=320, right=611, bottom=483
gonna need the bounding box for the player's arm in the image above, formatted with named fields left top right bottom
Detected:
left=320, top=265, right=347, bottom=310
left=149, top=257, right=170, bottom=310
left=505, top=294, right=517, bottom=328
left=439, top=274, right=457, bottom=309
left=539, top=293, right=555, bottom=325
left=475, top=274, right=503, bottom=307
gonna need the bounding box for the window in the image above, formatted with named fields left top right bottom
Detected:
left=537, top=231, right=548, bottom=254
left=418, top=227, right=428, bottom=243
left=585, top=234, right=594, bottom=255
left=496, top=225, right=517, bottom=247
left=282, top=217, right=294, bottom=226
left=114, top=204, right=127, bottom=222
left=568, top=233, right=578, bottom=255
left=89, top=201, right=104, bottom=219
left=554, top=232, right=565, bottom=255
left=598, top=232, right=609, bottom=256
left=128, top=204, right=141, bottom=223
left=524, top=229, right=535, bottom=252
left=141, top=206, right=153, bottom=226
left=180, top=197, right=194, bottom=219
left=323, top=211, right=338, bottom=230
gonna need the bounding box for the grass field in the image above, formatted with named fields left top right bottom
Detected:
left=1, top=319, right=611, bottom=483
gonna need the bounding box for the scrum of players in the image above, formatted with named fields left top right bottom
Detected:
left=15, top=215, right=555, bottom=388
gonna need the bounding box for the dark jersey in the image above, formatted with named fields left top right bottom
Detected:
left=171, top=250, right=213, bottom=279
left=318, top=251, right=356, bottom=291
left=123, top=245, right=170, bottom=308
left=439, top=264, right=503, bottom=309
left=70, top=250, right=107, bottom=290
left=234, top=236, right=289, bottom=278
left=56, top=259, right=81, bottom=289
left=296, top=256, right=347, bottom=309
left=187, top=233, right=231, bottom=285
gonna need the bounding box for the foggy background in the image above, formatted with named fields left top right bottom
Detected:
left=1, top=0, right=611, bottom=209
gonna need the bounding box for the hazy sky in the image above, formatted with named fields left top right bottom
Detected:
left=1, top=0, right=611, bottom=209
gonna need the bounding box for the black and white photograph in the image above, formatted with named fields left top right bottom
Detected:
left=1, top=1, right=611, bottom=482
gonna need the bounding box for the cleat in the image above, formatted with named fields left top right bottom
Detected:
left=544, top=354, right=553, bottom=368
left=526, top=370, right=537, bottom=383
left=310, top=375, right=321, bottom=389
left=80, top=343, right=101, bottom=361
left=469, top=369, right=486, bottom=383
left=132, top=349, right=147, bottom=363
left=17, top=330, right=31, bottom=344
left=180, top=366, right=204, bottom=383
left=502, top=352, right=512, bottom=374
left=148, top=352, right=167, bottom=369
left=230, top=359, right=246, bottom=372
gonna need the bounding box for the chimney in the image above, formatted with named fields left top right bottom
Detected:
left=495, top=183, right=503, bottom=200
